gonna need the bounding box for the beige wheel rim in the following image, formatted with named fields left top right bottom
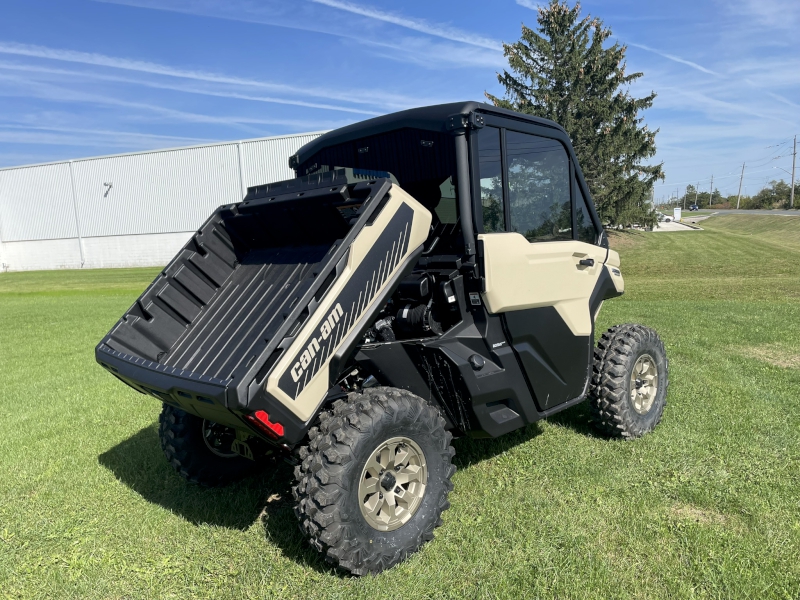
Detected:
left=630, top=354, right=658, bottom=414
left=358, top=437, right=427, bottom=532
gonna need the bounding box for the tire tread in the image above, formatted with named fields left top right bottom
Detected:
left=588, top=324, right=669, bottom=439
left=292, top=387, right=455, bottom=576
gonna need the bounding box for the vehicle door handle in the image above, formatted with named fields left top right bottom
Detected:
left=578, top=258, right=595, bottom=267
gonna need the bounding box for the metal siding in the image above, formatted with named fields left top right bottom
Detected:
left=240, top=133, right=322, bottom=188
left=0, top=163, right=77, bottom=241
left=73, top=143, right=242, bottom=237
left=0, top=131, right=325, bottom=246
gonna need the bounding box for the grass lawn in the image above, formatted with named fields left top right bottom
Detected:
left=1, top=215, right=799, bottom=599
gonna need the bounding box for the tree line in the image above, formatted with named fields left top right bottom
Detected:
left=668, top=181, right=799, bottom=210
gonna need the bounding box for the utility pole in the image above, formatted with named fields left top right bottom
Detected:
left=684, top=186, right=688, bottom=210
left=736, top=163, right=745, bottom=209
left=709, top=175, right=714, bottom=208
left=791, top=135, right=796, bottom=209
left=695, top=183, right=699, bottom=207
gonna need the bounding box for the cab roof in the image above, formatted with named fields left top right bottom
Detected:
left=290, top=101, right=565, bottom=168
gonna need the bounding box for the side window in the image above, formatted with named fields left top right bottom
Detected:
left=477, top=126, right=505, bottom=233
left=434, top=177, right=458, bottom=224
left=506, top=131, right=571, bottom=242
left=575, top=180, right=599, bottom=244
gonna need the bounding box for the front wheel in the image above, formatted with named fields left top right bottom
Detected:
left=292, top=387, right=455, bottom=576
left=589, top=324, right=669, bottom=439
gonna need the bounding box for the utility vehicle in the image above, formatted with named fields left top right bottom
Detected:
left=97, top=102, right=669, bottom=576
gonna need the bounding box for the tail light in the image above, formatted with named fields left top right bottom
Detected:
left=245, top=410, right=285, bottom=439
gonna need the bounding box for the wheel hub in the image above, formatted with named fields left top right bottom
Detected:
left=358, top=437, right=427, bottom=532
left=380, top=471, right=397, bottom=491
left=202, top=419, right=239, bottom=458
left=630, top=354, right=658, bottom=414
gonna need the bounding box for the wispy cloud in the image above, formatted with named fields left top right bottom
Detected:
left=0, top=122, right=209, bottom=142
left=723, top=0, right=800, bottom=29
left=92, top=0, right=497, bottom=71
left=357, top=37, right=505, bottom=70
left=625, top=42, right=719, bottom=76
left=0, top=72, right=334, bottom=132
left=658, top=86, right=792, bottom=124
left=763, top=90, right=800, bottom=109
left=515, top=0, right=542, bottom=11
left=0, top=59, right=381, bottom=116
left=0, top=123, right=211, bottom=148
left=0, top=41, right=421, bottom=111
left=309, top=0, right=503, bottom=50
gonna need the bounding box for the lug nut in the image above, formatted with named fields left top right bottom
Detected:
left=394, top=487, right=401, bottom=493
left=395, top=465, right=401, bottom=471
left=379, top=493, right=383, bottom=499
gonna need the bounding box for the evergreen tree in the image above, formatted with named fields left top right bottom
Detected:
left=486, top=0, right=664, bottom=228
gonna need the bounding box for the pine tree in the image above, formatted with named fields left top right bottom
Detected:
left=486, top=0, right=664, bottom=227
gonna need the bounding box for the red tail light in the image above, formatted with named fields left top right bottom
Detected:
left=245, top=410, right=285, bottom=439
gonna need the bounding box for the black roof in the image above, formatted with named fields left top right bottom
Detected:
left=291, top=101, right=565, bottom=168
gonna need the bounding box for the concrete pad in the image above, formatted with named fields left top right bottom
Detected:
left=652, top=221, right=700, bottom=232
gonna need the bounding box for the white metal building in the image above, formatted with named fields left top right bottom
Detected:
left=0, top=132, right=324, bottom=272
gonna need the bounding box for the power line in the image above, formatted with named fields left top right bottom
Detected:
left=653, top=166, right=786, bottom=189
left=654, top=134, right=798, bottom=193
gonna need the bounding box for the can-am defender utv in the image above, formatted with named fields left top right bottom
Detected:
left=96, top=102, right=668, bottom=575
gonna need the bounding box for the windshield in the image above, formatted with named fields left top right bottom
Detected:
left=297, top=128, right=458, bottom=226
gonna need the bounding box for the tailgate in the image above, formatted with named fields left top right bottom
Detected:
left=96, top=169, right=430, bottom=429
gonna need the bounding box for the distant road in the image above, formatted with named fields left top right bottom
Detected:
left=708, top=209, right=799, bottom=216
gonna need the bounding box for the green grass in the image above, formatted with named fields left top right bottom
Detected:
left=2, top=215, right=799, bottom=599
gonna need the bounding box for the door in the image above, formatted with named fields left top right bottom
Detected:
left=477, top=126, right=606, bottom=411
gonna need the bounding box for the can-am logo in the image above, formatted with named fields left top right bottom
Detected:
left=274, top=202, right=413, bottom=401
left=290, top=303, right=344, bottom=383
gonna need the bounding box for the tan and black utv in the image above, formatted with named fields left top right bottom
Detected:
left=97, top=102, right=668, bottom=575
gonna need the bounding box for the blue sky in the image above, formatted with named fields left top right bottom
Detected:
left=0, top=0, right=797, bottom=199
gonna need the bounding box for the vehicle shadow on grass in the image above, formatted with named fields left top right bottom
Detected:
left=99, top=404, right=601, bottom=576
left=452, top=423, right=544, bottom=469
left=98, top=424, right=267, bottom=530
left=98, top=423, right=337, bottom=574
left=452, top=402, right=601, bottom=468
left=545, top=401, right=604, bottom=438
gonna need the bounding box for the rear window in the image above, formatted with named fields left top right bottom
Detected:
left=298, top=128, right=458, bottom=225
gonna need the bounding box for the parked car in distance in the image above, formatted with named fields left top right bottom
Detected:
left=689, top=204, right=699, bottom=211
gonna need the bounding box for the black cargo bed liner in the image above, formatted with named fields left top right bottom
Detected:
left=161, top=245, right=329, bottom=382
left=97, top=172, right=392, bottom=409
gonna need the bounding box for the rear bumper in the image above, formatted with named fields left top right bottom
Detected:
left=97, top=344, right=315, bottom=445
left=97, top=344, right=240, bottom=429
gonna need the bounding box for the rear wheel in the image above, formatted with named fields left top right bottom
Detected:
left=589, top=324, right=669, bottom=439
left=158, top=404, right=260, bottom=487
left=292, top=387, right=455, bottom=576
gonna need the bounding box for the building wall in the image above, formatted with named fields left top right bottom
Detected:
left=0, top=232, right=197, bottom=271
left=0, top=162, right=77, bottom=241
left=0, top=238, right=83, bottom=271
left=0, top=131, right=323, bottom=272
